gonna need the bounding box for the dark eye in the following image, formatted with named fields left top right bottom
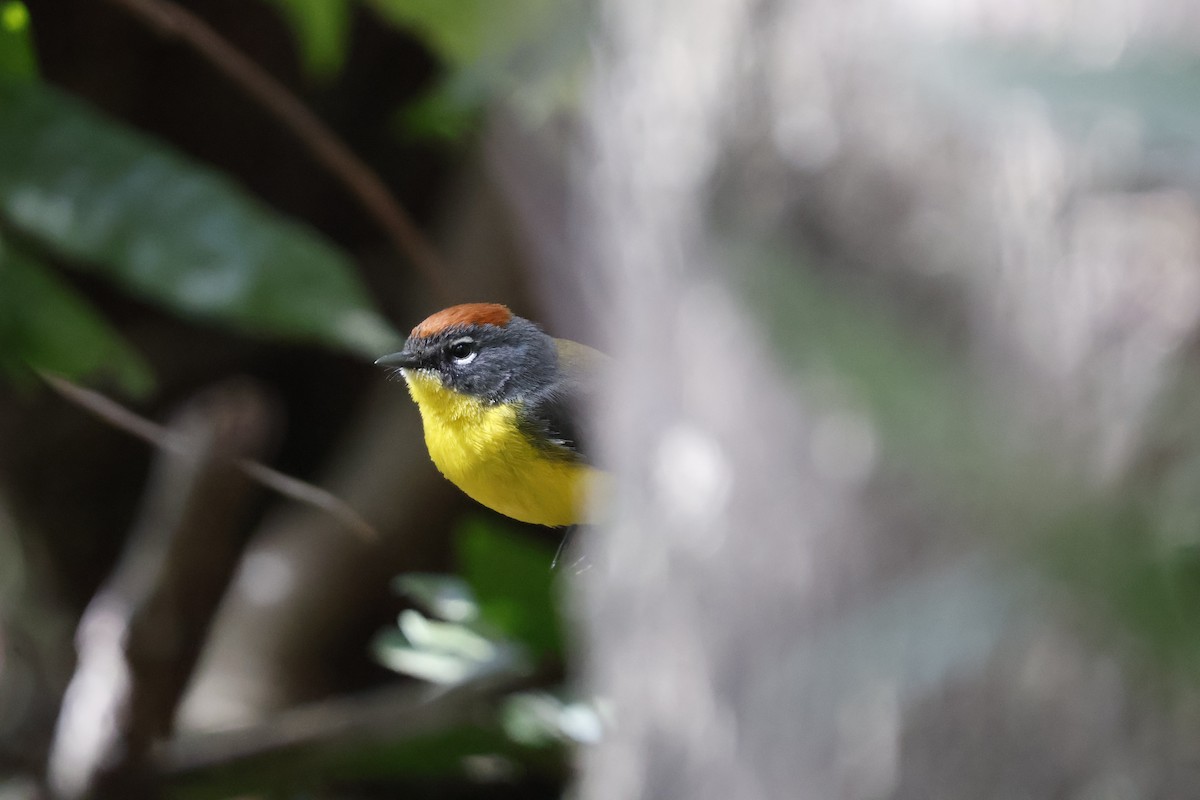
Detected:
left=448, top=337, right=478, bottom=364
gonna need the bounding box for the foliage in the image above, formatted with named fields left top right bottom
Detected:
left=375, top=515, right=563, bottom=685
left=0, top=238, right=151, bottom=393
left=372, top=0, right=590, bottom=139
left=361, top=517, right=578, bottom=792
left=0, top=1, right=35, bottom=81
left=266, top=0, right=351, bottom=79
left=0, top=0, right=404, bottom=391
left=0, top=80, right=401, bottom=384
left=456, top=515, right=564, bottom=657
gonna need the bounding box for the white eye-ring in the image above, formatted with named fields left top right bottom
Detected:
left=448, top=336, right=478, bottom=364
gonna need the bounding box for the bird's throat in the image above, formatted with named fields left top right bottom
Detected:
left=403, top=371, right=485, bottom=424
left=401, top=371, right=595, bottom=526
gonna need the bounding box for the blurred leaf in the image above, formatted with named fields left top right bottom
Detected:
left=0, top=236, right=152, bottom=394
left=1045, top=500, right=1200, bottom=672
left=502, top=692, right=605, bottom=747
left=393, top=608, right=500, bottom=664
left=394, top=74, right=486, bottom=143
left=0, top=81, right=403, bottom=357
left=373, top=629, right=490, bottom=685
left=368, top=0, right=589, bottom=140
left=0, top=1, right=36, bottom=82
left=457, top=516, right=562, bottom=657
left=265, top=0, right=350, bottom=79
left=373, top=609, right=527, bottom=685
left=392, top=573, right=480, bottom=623
left=379, top=576, right=538, bottom=685
left=367, top=0, right=559, bottom=67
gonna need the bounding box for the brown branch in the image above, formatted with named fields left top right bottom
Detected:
left=47, top=383, right=272, bottom=800
left=104, top=0, right=456, bottom=304
left=157, top=665, right=561, bottom=786
left=39, top=371, right=378, bottom=543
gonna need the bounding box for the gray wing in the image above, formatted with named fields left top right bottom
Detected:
left=518, top=338, right=608, bottom=466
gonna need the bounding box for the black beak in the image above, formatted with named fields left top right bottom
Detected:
left=375, top=350, right=420, bottom=369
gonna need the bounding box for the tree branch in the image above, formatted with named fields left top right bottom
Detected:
left=47, top=382, right=272, bottom=800
left=104, top=0, right=456, bottom=303
left=158, top=667, right=558, bottom=787
left=38, top=371, right=377, bottom=543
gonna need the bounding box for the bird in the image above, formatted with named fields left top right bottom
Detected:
left=376, top=303, right=605, bottom=528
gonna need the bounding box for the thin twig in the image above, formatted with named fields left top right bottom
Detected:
left=50, top=383, right=266, bottom=796
left=156, top=666, right=560, bottom=783
left=40, top=372, right=378, bottom=542
left=104, top=0, right=456, bottom=304
left=49, top=385, right=270, bottom=800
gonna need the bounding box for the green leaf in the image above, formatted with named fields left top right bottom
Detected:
left=367, top=0, right=549, bottom=67
left=502, top=692, right=604, bottom=746
left=0, top=1, right=37, bottom=82
left=367, top=0, right=587, bottom=73
left=265, top=0, right=351, bottom=79
left=0, top=236, right=153, bottom=395
left=394, top=74, right=486, bottom=143
left=457, top=516, right=562, bottom=657
left=0, top=81, right=403, bottom=357
left=372, top=609, right=527, bottom=684
left=1042, top=500, right=1200, bottom=674
left=391, top=573, right=480, bottom=622
left=368, top=0, right=589, bottom=139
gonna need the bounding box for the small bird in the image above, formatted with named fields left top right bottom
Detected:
left=376, top=303, right=604, bottom=528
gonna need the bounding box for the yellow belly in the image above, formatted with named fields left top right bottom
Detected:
left=404, top=372, right=597, bottom=527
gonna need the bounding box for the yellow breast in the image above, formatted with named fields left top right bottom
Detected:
left=404, top=372, right=598, bottom=527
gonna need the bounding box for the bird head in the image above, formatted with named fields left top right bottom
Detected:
left=375, top=303, right=556, bottom=403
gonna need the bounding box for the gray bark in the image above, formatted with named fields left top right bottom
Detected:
left=576, top=1, right=1200, bottom=798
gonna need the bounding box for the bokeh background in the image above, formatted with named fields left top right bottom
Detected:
left=7, top=0, right=1200, bottom=798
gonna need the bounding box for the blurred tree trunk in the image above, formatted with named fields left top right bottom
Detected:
left=576, top=0, right=1200, bottom=798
